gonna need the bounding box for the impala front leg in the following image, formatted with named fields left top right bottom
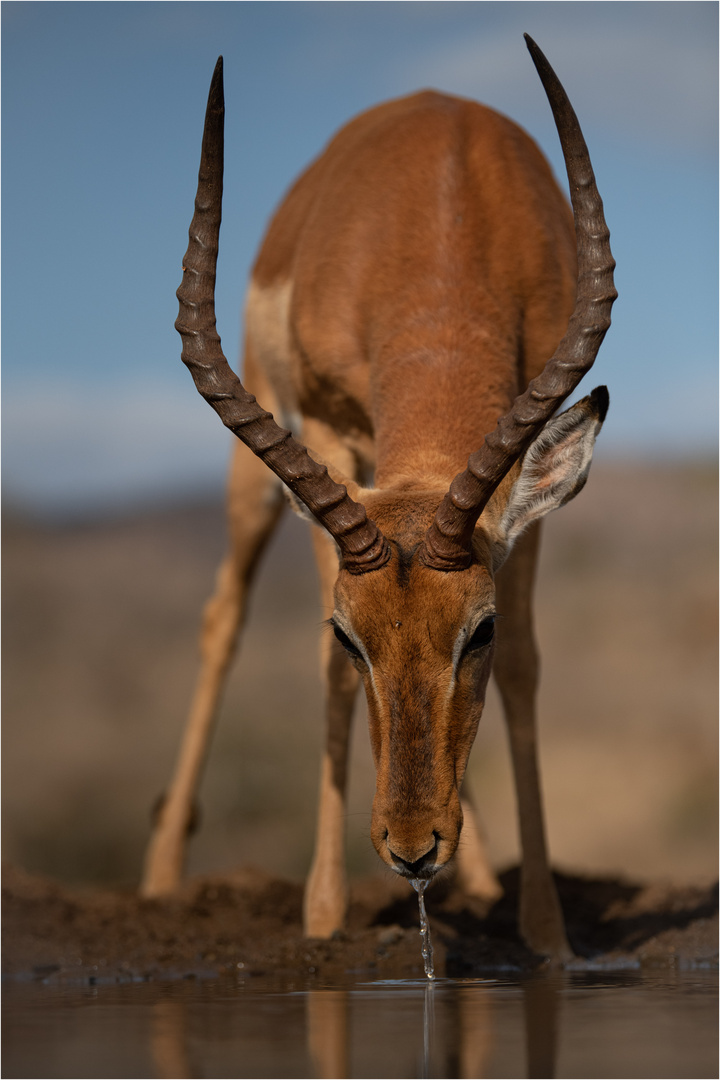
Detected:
left=455, top=786, right=504, bottom=903
left=304, top=527, right=360, bottom=937
left=493, top=524, right=572, bottom=961
left=141, top=353, right=286, bottom=897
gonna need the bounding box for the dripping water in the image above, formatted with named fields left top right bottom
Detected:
left=410, top=879, right=435, bottom=980
left=421, top=975, right=435, bottom=1077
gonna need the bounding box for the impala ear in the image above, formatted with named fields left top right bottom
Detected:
left=496, top=386, right=608, bottom=548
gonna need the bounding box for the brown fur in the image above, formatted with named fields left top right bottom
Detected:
left=253, top=92, right=575, bottom=486
left=142, top=88, right=607, bottom=962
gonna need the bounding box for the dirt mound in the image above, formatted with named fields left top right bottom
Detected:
left=3, top=864, right=716, bottom=985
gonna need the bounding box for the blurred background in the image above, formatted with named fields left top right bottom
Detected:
left=2, top=2, right=717, bottom=890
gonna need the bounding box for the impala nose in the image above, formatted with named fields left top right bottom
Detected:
left=387, top=834, right=439, bottom=879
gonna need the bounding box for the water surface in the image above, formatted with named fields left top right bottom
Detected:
left=3, top=970, right=716, bottom=1078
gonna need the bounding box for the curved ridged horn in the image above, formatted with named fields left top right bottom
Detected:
left=175, top=58, right=390, bottom=575
left=421, top=34, right=617, bottom=571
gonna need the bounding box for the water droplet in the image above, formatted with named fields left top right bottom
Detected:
left=410, top=879, right=435, bottom=980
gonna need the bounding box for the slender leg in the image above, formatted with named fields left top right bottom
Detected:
left=303, top=420, right=361, bottom=937
left=492, top=523, right=572, bottom=960
left=455, top=787, right=503, bottom=903
left=303, top=524, right=360, bottom=937
left=141, top=356, right=285, bottom=897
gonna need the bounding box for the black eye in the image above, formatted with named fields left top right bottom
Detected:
left=332, top=622, right=363, bottom=662
left=466, top=617, right=495, bottom=652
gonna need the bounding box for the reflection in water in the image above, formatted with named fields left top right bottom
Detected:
left=523, top=972, right=562, bottom=1079
left=150, top=999, right=193, bottom=1079
left=304, top=978, right=498, bottom=1079
left=307, top=990, right=348, bottom=1079
left=421, top=982, right=435, bottom=1078
left=457, top=981, right=494, bottom=1079
left=3, top=971, right=717, bottom=1079
left=305, top=974, right=561, bottom=1079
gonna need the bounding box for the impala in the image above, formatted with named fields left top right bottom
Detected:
left=141, top=36, right=616, bottom=960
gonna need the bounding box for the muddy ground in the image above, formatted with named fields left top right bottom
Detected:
left=3, top=863, right=717, bottom=984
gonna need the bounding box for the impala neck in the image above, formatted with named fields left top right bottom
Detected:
left=371, top=331, right=521, bottom=490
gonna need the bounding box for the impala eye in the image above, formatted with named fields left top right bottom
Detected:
left=466, top=616, right=495, bottom=652
left=332, top=621, right=363, bottom=662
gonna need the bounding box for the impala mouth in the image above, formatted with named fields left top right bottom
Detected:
left=386, top=832, right=441, bottom=880
left=390, top=860, right=438, bottom=881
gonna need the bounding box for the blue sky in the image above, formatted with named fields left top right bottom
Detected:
left=2, top=2, right=717, bottom=515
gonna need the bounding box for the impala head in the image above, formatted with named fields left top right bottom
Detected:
left=329, top=384, right=608, bottom=879
left=331, top=492, right=497, bottom=878
left=175, top=39, right=615, bottom=885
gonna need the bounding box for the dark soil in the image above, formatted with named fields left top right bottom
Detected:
left=3, top=864, right=716, bottom=986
